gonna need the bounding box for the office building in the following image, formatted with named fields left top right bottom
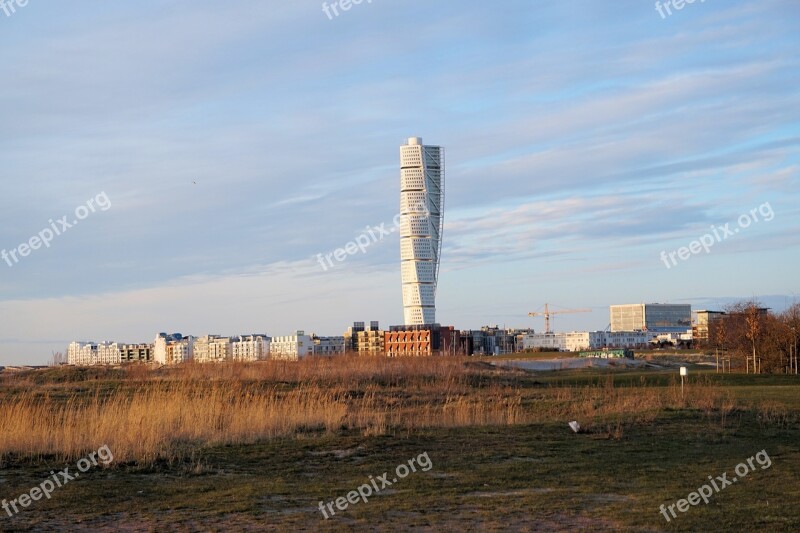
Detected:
left=610, top=304, right=692, bottom=332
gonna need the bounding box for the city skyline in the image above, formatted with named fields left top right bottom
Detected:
left=1, top=0, right=799, bottom=365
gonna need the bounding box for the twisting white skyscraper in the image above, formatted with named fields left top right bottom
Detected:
left=400, top=137, right=444, bottom=325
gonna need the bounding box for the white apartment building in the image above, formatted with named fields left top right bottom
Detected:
left=603, top=331, right=656, bottom=348
left=68, top=341, right=151, bottom=365
left=270, top=331, right=313, bottom=360
left=522, top=333, right=566, bottom=351
left=166, top=341, right=193, bottom=364
left=154, top=333, right=194, bottom=365
left=96, top=342, right=123, bottom=365
left=193, top=335, right=231, bottom=363
left=523, top=331, right=657, bottom=352
left=230, top=334, right=270, bottom=362
left=67, top=341, right=98, bottom=366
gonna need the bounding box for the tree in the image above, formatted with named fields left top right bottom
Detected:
left=744, top=304, right=762, bottom=373
left=721, top=300, right=768, bottom=373
left=779, top=303, right=800, bottom=374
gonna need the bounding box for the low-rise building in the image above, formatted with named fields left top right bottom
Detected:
left=602, top=331, right=656, bottom=348
left=522, top=333, right=567, bottom=351
left=652, top=331, right=693, bottom=347
left=523, top=330, right=656, bottom=352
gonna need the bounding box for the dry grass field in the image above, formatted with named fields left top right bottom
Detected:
left=0, top=357, right=745, bottom=465
left=0, top=357, right=798, bottom=531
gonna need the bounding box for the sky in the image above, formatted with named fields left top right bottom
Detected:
left=1, top=0, right=799, bottom=365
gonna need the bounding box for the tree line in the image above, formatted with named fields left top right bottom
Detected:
left=704, top=300, right=800, bottom=374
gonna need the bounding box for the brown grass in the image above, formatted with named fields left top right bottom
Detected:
left=0, top=357, right=749, bottom=465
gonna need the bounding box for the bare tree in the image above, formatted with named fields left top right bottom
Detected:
left=780, top=303, right=800, bottom=374
left=50, top=351, right=65, bottom=366
left=745, top=304, right=763, bottom=373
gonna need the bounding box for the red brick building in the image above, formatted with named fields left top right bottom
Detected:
left=384, top=324, right=457, bottom=356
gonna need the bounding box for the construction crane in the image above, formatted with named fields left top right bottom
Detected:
left=528, top=303, right=592, bottom=334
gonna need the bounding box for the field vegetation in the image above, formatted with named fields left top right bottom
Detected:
left=0, top=356, right=797, bottom=531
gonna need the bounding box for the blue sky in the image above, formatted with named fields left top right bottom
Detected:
left=1, top=0, right=798, bottom=365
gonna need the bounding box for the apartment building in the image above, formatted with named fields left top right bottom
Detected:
left=154, top=333, right=194, bottom=365
left=693, top=310, right=726, bottom=343
left=384, top=324, right=456, bottom=356
left=523, top=331, right=656, bottom=352
left=312, top=335, right=345, bottom=356
left=67, top=341, right=98, bottom=366
left=270, top=331, right=313, bottom=360
left=230, top=334, right=270, bottom=362
left=344, top=321, right=385, bottom=355
left=193, top=335, right=231, bottom=363
left=120, top=343, right=152, bottom=363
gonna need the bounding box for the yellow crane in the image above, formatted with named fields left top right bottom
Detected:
left=528, top=303, right=592, bottom=334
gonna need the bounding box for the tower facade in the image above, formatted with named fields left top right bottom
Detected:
left=399, top=137, right=444, bottom=325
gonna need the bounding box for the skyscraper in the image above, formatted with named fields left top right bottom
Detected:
left=399, top=137, right=444, bottom=325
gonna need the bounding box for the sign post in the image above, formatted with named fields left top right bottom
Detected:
left=680, top=366, right=688, bottom=398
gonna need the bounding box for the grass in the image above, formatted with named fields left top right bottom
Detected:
left=0, top=357, right=798, bottom=531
